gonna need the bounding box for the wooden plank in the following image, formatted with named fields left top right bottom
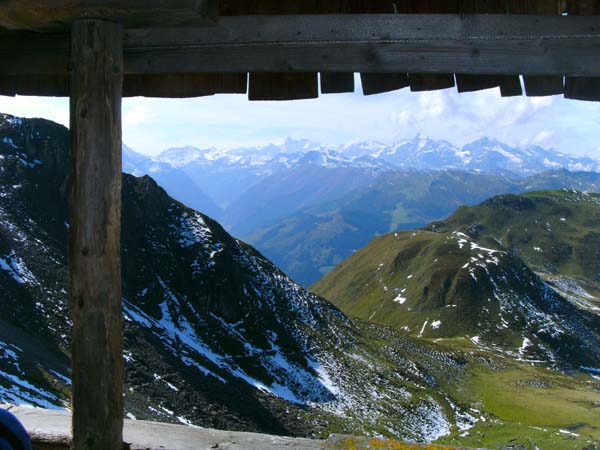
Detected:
left=320, top=72, right=355, bottom=94
left=568, top=0, right=600, bottom=14
left=123, top=73, right=247, bottom=97
left=499, top=75, right=523, bottom=97
left=249, top=72, right=318, bottom=100
left=360, top=73, right=409, bottom=95
left=3, top=15, right=600, bottom=80
left=0, top=75, right=68, bottom=96
left=122, top=15, right=600, bottom=76
left=219, top=0, right=395, bottom=14
left=0, top=0, right=217, bottom=31
left=524, top=75, right=564, bottom=96
left=565, top=76, right=600, bottom=101
left=409, top=74, right=455, bottom=91
left=69, top=19, right=124, bottom=450
left=565, top=0, right=600, bottom=101
left=455, top=74, right=500, bottom=93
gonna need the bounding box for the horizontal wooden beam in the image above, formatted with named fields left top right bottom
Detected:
left=0, top=0, right=218, bottom=31
left=2, top=14, right=600, bottom=79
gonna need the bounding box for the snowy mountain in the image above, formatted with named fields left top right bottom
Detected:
left=375, top=135, right=600, bottom=175
left=0, top=113, right=483, bottom=441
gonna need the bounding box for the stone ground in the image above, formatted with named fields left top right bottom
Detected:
left=2, top=405, right=476, bottom=450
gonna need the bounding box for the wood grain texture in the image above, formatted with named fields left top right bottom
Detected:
left=0, top=0, right=217, bottom=31
left=3, top=15, right=600, bottom=78
left=69, top=19, right=124, bottom=450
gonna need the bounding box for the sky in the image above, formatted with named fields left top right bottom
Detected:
left=0, top=75, right=599, bottom=157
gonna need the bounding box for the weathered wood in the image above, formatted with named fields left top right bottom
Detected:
left=499, top=75, right=523, bottom=97
left=455, top=74, right=499, bottom=93
left=69, top=19, right=124, bottom=450
left=565, top=76, right=600, bottom=101
left=249, top=73, right=318, bottom=100
left=320, top=72, right=355, bottom=94
left=0, top=0, right=217, bottom=31
left=219, top=0, right=395, bottom=14
left=360, top=73, right=409, bottom=95
left=519, top=0, right=565, bottom=97
left=409, top=74, right=455, bottom=91
left=3, top=15, right=600, bottom=79
left=523, top=75, right=564, bottom=96
left=124, top=73, right=247, bottom=97
left=0, top=75, right=68, bottom=97
left=565, top=0, right=600, bottom=101
left=568, top=0, right=600, bottom=14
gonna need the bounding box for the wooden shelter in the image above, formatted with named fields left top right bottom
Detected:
left=1, top=1, right=600, bottom=449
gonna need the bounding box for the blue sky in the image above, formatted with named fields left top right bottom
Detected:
left=0, top=76, right=598, bottom=157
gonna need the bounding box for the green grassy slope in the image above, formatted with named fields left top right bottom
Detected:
left=428, top=189, right=600, bottom=312
left=312, top=191, right=600, bottom=369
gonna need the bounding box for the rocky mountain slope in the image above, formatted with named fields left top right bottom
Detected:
left=249, top=170, right=600, bottom=286
left=0, top=113, right=486, bottom=442
left=312, top=193, right=600, bottom=370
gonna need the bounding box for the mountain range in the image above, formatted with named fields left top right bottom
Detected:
left=123, top=136, right=600, bottom=286
left=2, top=114, right=600, bottom=449
left=0, top=113, right=500, bottom=443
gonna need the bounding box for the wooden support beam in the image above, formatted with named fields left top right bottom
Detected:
left=69, top=19, right=124, bottom=450
left=3, top=14, right=600, bottom=99
left=0, top=0, right=217, bottom=31
left=1, top=15, right=598, bottom=79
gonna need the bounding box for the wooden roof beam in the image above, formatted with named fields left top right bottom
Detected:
left=3, top=15, right=600, bottom=79
left=0, top=0, right=218, bottom=31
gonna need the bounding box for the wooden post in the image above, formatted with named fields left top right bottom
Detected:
left=69, top=19, right=124, bottom=450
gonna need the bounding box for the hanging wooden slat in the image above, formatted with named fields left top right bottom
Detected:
left=360, top=73, right=409, bottom=95
left=320, top=72, right=355, bottom=94
left=249, top=72, right=318, bottom=100
left=409, top=74, right=455, bottom=92
left=455, top=75, right=501, bottom=93
left=123, top=73, right=247, bottom=98
left=519, top=0, right=565, bottom=97
left=524, top=76, right=564, bottom=96
left=0, top=75, right=67, bottom=96
left=499, top=75, right=523, bottom=97
left=565, top=0, right=600, bottom=101
left=565, top=77, right=600, bottom=101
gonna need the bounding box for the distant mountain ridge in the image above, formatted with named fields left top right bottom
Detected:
left=149, top=134, right=599, bottom=178
left=248, top=169, right=600, bottom=286
left=123, top=136, right=600, bottom=261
